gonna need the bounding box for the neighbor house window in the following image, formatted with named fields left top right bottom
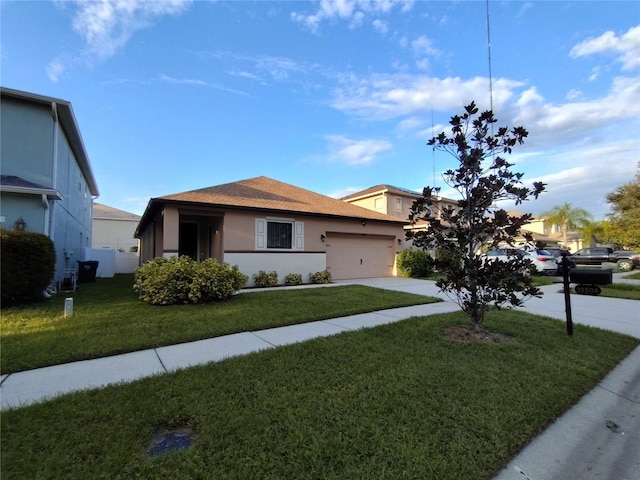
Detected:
left=395, top=197, right=402, bottom=211
left=267, top=221, right=292, bottom=249
left=374, top=197, right=384, bottom=211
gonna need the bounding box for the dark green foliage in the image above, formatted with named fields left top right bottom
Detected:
left=606, top=164, right=640, bottom=249
left=309, top=269, right=332, bottom=284
left=253, top=270, right=279, bottom=287
left=284, top=273, right=303, bottom=286
left=408, top=102, right=546, bottom=329
left=1, top=229, right=55, bottom=306
left=133, top=256, right=247, bottom=305
left=397, top=248, right=433, bottom=278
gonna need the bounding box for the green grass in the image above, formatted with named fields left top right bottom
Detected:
left=1, top=275, right=439, bottom=374
left=420, top=273, right=555, bottom=286
left=598, top=283, right=640, bottom=300
left=2, top=310, right=637, bottom=479
left=624, top=271, right=640, bottom=280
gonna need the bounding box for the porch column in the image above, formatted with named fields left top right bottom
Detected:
left=162, top=205, right=179, bottom=257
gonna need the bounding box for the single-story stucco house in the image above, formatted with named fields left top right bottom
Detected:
left=135, top=176, right=408, bottom=284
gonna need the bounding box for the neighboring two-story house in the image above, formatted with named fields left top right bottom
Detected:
left=0, top=87, right=100, bottom=284
left=341, top=185, right=459, bottom=248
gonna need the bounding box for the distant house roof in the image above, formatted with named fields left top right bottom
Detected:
left=341, top=184, right=421, bottom=201
left=0, top=87, right=99, bottom=197
left=0, top=175, right=62, bottom=200
left=93, top=203, right=141, bottom=221
left=136, top=176, right=407, bottom=236
left=341, top=184, right=457, bottom=204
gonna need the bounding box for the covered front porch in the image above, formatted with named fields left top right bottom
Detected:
left=138, top=204, right=224, bottom=263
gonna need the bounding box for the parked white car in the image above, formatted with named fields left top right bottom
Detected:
left=483, top=248, right=558, bottom=276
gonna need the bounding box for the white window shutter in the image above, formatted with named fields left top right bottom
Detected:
left=255, top=219, right=266, bottom=249
left=294, top=222, right=304, bottom=250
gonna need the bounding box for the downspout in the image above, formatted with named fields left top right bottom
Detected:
left=42, top=194, right=50, bottom=237
left=50, top=102, right=59, bottom=241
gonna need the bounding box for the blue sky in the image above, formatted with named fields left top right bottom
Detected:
left=2, top=0, right=639, bottom=219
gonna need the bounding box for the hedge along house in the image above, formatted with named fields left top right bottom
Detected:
left=0, top=87, right=99, bottom=283
left=135, top=176, right=408, bottom=285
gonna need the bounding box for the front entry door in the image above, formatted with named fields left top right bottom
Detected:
left=179, top=223, right=198, bottom=260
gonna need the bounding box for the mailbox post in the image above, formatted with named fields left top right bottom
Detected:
left=561, top=260, right=613, bottom=336
left=561, top=255, right=573, bottom=336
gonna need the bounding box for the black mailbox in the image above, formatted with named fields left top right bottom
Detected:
left=569, top=269, right=612, bottom=285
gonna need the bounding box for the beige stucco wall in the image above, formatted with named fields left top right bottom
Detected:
left=92, top=218, right=139, bottom=251
left=222, top=210, right=404, bottom=253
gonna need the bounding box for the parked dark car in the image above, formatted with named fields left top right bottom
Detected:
left=572, top=247, right=638, bottom=271
left=572, top=247, right=615, bottom=266
left=613, top=251, right=640, bottom=271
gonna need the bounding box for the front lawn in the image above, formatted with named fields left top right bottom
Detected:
left=2, top=310, right=637, bottom=479
left=0, top=275, right=439, bottom=374
left=597, top=283, right=640, bottom=300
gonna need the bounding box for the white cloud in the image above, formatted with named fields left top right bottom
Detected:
left=327, top=186, right=365, bottom=199
left=372, top=19, right=388, bottom=34
left=48, top=0, right=192, bottom=80
left=513, top=76, right=640, bottom=145
left=496, top=140, right=639, bottom=218
left=323, top=135, right=392, bottom=165
left=291, top=0, right=414, bottom=32
left=158, top=74, right=251, bottom=97
left=159, top=74, right=207, bottom=87
left=411, top=35, right=438, bottom=57
left=46, top=58, right=67, bottom=83
left=570, top=24, right=640, bottom=71
left=331, top=73, right=522, bottom=120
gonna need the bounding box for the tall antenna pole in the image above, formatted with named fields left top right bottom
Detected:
left=431, top=107, right=436, bottom=187
left=486, top=0, right=494, bottom=113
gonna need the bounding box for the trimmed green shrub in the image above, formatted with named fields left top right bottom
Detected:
left=1, top=228, right=56, bottom=306
left=309, top=270, right=332, bottom=284
left=397, top=248, right=433, bottom=278
left=284, top=273, right=303, bottom=286
left=134, top=256, right=247, bottom=305
left=253, top=270, right=279, bottom=288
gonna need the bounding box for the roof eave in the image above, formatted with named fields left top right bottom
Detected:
left=135, top=197, right=407, bottom=237
left=0, top=185, right=63, bottom=200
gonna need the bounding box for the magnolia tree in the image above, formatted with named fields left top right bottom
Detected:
left=407, top=102, right=546, bottom=331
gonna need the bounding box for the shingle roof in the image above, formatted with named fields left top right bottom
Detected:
left=158, top=176, right=406, bottom=222
left=341, top=184, right=457, bottom=204
left=1, top=175, right=49, bottom=189
left=340, top=184, right=421, bottom=200
left=135, top=177, right=407, bottom=237
left=0, top=175, right=62, bottom=199
left=93, top=203, right=141, bottom=221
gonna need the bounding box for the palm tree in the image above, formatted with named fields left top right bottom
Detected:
left=542, top=203, right=593, bottom=248
left=579, top=220, right=609, bottom=247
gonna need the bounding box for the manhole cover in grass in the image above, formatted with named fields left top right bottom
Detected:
left=148, top=428, right=195, bottom=457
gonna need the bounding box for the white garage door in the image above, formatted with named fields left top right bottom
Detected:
left=325, top=234, right=395, bottom=280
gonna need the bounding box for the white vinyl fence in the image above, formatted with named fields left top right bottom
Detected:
left=84, top=248, right=139, bottom=277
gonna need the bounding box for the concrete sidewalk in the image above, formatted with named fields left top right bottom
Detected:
left=0, top=296, right=459, bottom=410
left=1, top=275, right=638, bottom=479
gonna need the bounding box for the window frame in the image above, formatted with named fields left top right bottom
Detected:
left=255, top=217, right=304, bottom=251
